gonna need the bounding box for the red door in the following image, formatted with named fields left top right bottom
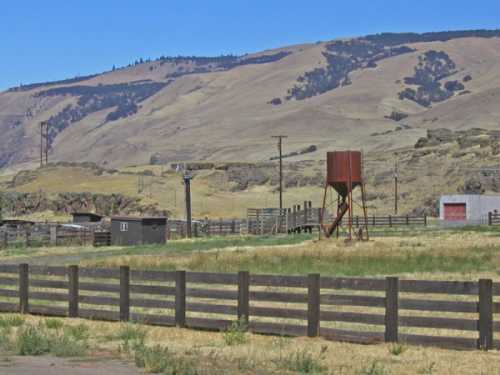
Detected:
left=444, top=203, right=466, bottom=221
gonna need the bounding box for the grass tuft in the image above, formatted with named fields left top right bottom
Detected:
left=223, top=317, right=248, bottom=346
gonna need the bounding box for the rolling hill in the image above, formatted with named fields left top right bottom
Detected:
left=1, top=30, right=500, bottom=172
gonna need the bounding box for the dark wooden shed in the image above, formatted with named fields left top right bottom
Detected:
left=110, top=217, right=167, bottom=246
left=72, top=212, right=103, bottom=224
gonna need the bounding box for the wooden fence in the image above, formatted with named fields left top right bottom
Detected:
left=0, top=264, right=498, bottom=351
left=167, top=219, right=243, bottom=239
left=0, top=224, right=107, bottom=249
left=488, top=212, right=500, bottom=226
left=248, top=204, right=427, bottom=234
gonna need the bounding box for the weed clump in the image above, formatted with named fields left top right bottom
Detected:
left=274, top=346, right=328, bottom=374
left=223, top=317, right=248, bottom=346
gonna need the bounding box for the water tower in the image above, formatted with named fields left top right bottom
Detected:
left=320, top=151, right=369, bottom=240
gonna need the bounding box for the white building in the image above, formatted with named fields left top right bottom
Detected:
left=440, top=195, right=500, bottom=224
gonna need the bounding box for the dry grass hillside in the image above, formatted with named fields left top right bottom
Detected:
left=1, top=31, right=500, bottom=172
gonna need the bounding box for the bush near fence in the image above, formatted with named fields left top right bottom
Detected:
left=0, top=264, right=497, bottom=351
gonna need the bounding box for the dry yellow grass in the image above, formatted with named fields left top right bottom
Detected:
left=2, top=314, right=498, bottom=375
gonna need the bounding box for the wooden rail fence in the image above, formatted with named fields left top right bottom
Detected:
left=488, top=212, right=500, bottom=226
left=0, top=264, right=498, bottom=351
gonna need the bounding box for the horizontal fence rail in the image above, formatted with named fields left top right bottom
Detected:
left=0, top=264, right=496, bottom=351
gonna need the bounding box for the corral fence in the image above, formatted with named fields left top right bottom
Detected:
left=0, top=223, right=109, bottom=249
left=167, top=219, right=244, bottom=239
left=248, top=203, right=427, bottom=234
left=0, top=264, right=498, bottom=351
left=488, top=212, right=500, bottom=226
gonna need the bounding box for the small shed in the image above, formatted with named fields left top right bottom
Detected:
left=72, top=212, right=103, bottom=224
left=111, top=216, right=167, bottom=246
left=440, top=195, right=500, bottom=224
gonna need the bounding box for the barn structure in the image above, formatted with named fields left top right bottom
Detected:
left=110, top=216, right=167, bottom=246
left=440, top=195, right=500, bottom=224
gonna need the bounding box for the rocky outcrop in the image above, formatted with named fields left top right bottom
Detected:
left=0, top=192, right=167, bottom=217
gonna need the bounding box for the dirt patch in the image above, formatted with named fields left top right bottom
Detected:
left=0, top=355, right=141, bottom=375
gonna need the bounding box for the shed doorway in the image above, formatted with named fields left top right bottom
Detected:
left=443, top=203, right=466, bottom=221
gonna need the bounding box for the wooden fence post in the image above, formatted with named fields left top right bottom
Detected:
left=385, top=277, right=399, bottom=343
left=19, top=263, right=29, bottom=314
left=232, top=220, right=236, bottom=235
left=424, top=215, right=427, bottom=227
left=478, top=279, right=493, bottom=350
left=68, top=265, right=79, bottom=318
left=488, top=212, right=492, bottom=226
left=50, top=225, right=57, bottom=246
left=238, top=271, right=250, bottom=326
left=307, top=274, right=320, bottom=337
left=120, top=266, right=130, bottom=322
left=389, top=215, right=393, bottom=227
left=25, top=227, right=31, bottom=248
left=406, top=215, right=409, bottom=226
left=194, top=222, right=198, bottom=238
left=1, top=231, right=7, bottom=249
left=175, top=270, right=186, bottom=328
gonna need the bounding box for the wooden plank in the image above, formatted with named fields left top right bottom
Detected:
left=29, top=305, right=67, bottom=317
left=186, top=288, right=237, bottom=300
left=79, top=295, right=120, bottom=306
left=249, top=306, right=307, bottom=320
left=320, top=327, right=384, bottom=344
left=130, top=284, right=175, bottom=296
left=175, top=271, right=186, bottom=328
left=308, top=274, right=320, bottom=337
left=0, top=277, right=18, bottom=286
left=130, top=313, right=175, bottom=327
left=399, top=280, right=478, bottom=295
left=30, top=292, right=68, bottom=302
left=31, top=279, right=68, bottom=290
left=130, top=298, right=175, bottom=309
left=0, top=265, right=19, bottom=274
left=0, top=288, right=19, bottom=298
left=320, top=311, right=385, bottom=326
left=68, top=265, right=78, bottom=318
left=250, top=274, right=307, bottom=288
left=79, top=308, right=120, bottom=321
left=79, top=282, right=120, bottom=293
left=399, top=316, right=477, bottom=331
left=399, top=298, right=478, bottom=313
left=320, top=277, right=386, bottom=291
left=399, top=334, right=477, bottom=350
left=248, top=321, right=307, bottom=337
left=320, top=294, right=385, bottom=308
left=130, top=270, right=176, bottom=282
left=249, top=291, right=308, bottom=303
left=185, top=317, right=232, bottom=331
left=29, top=265, right=66, bottom=277
left=186, top=272, right=238, bottom=285
left=385, top=277, right=399, bottom=343
left=79, top=268, right=120, bottom=279
left=478, top=279, right=493, bottom=350
left=0, top=302, right=19, bottom=312
left=187, top=302, right=237, bottom=315
left=19, top=264, right=29, bottom=314
left=238, top=271, right=249, bottom=323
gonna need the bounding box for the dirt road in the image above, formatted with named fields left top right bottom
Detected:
left=0, top=355, right=142, bottom=375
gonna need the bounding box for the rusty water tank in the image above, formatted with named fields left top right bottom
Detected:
left=326, top=151, right=362, bottom=197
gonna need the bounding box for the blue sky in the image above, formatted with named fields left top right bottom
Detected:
left=1, top=0, right=499, bottom=90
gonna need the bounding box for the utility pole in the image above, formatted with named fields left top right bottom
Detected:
left=394, top=157, right=399, bottom=215
left=40, top=122, right=49, bottom=167
left=271, top=135, right=287, bottom=211
left=183, top=174, right=193, bottom=238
